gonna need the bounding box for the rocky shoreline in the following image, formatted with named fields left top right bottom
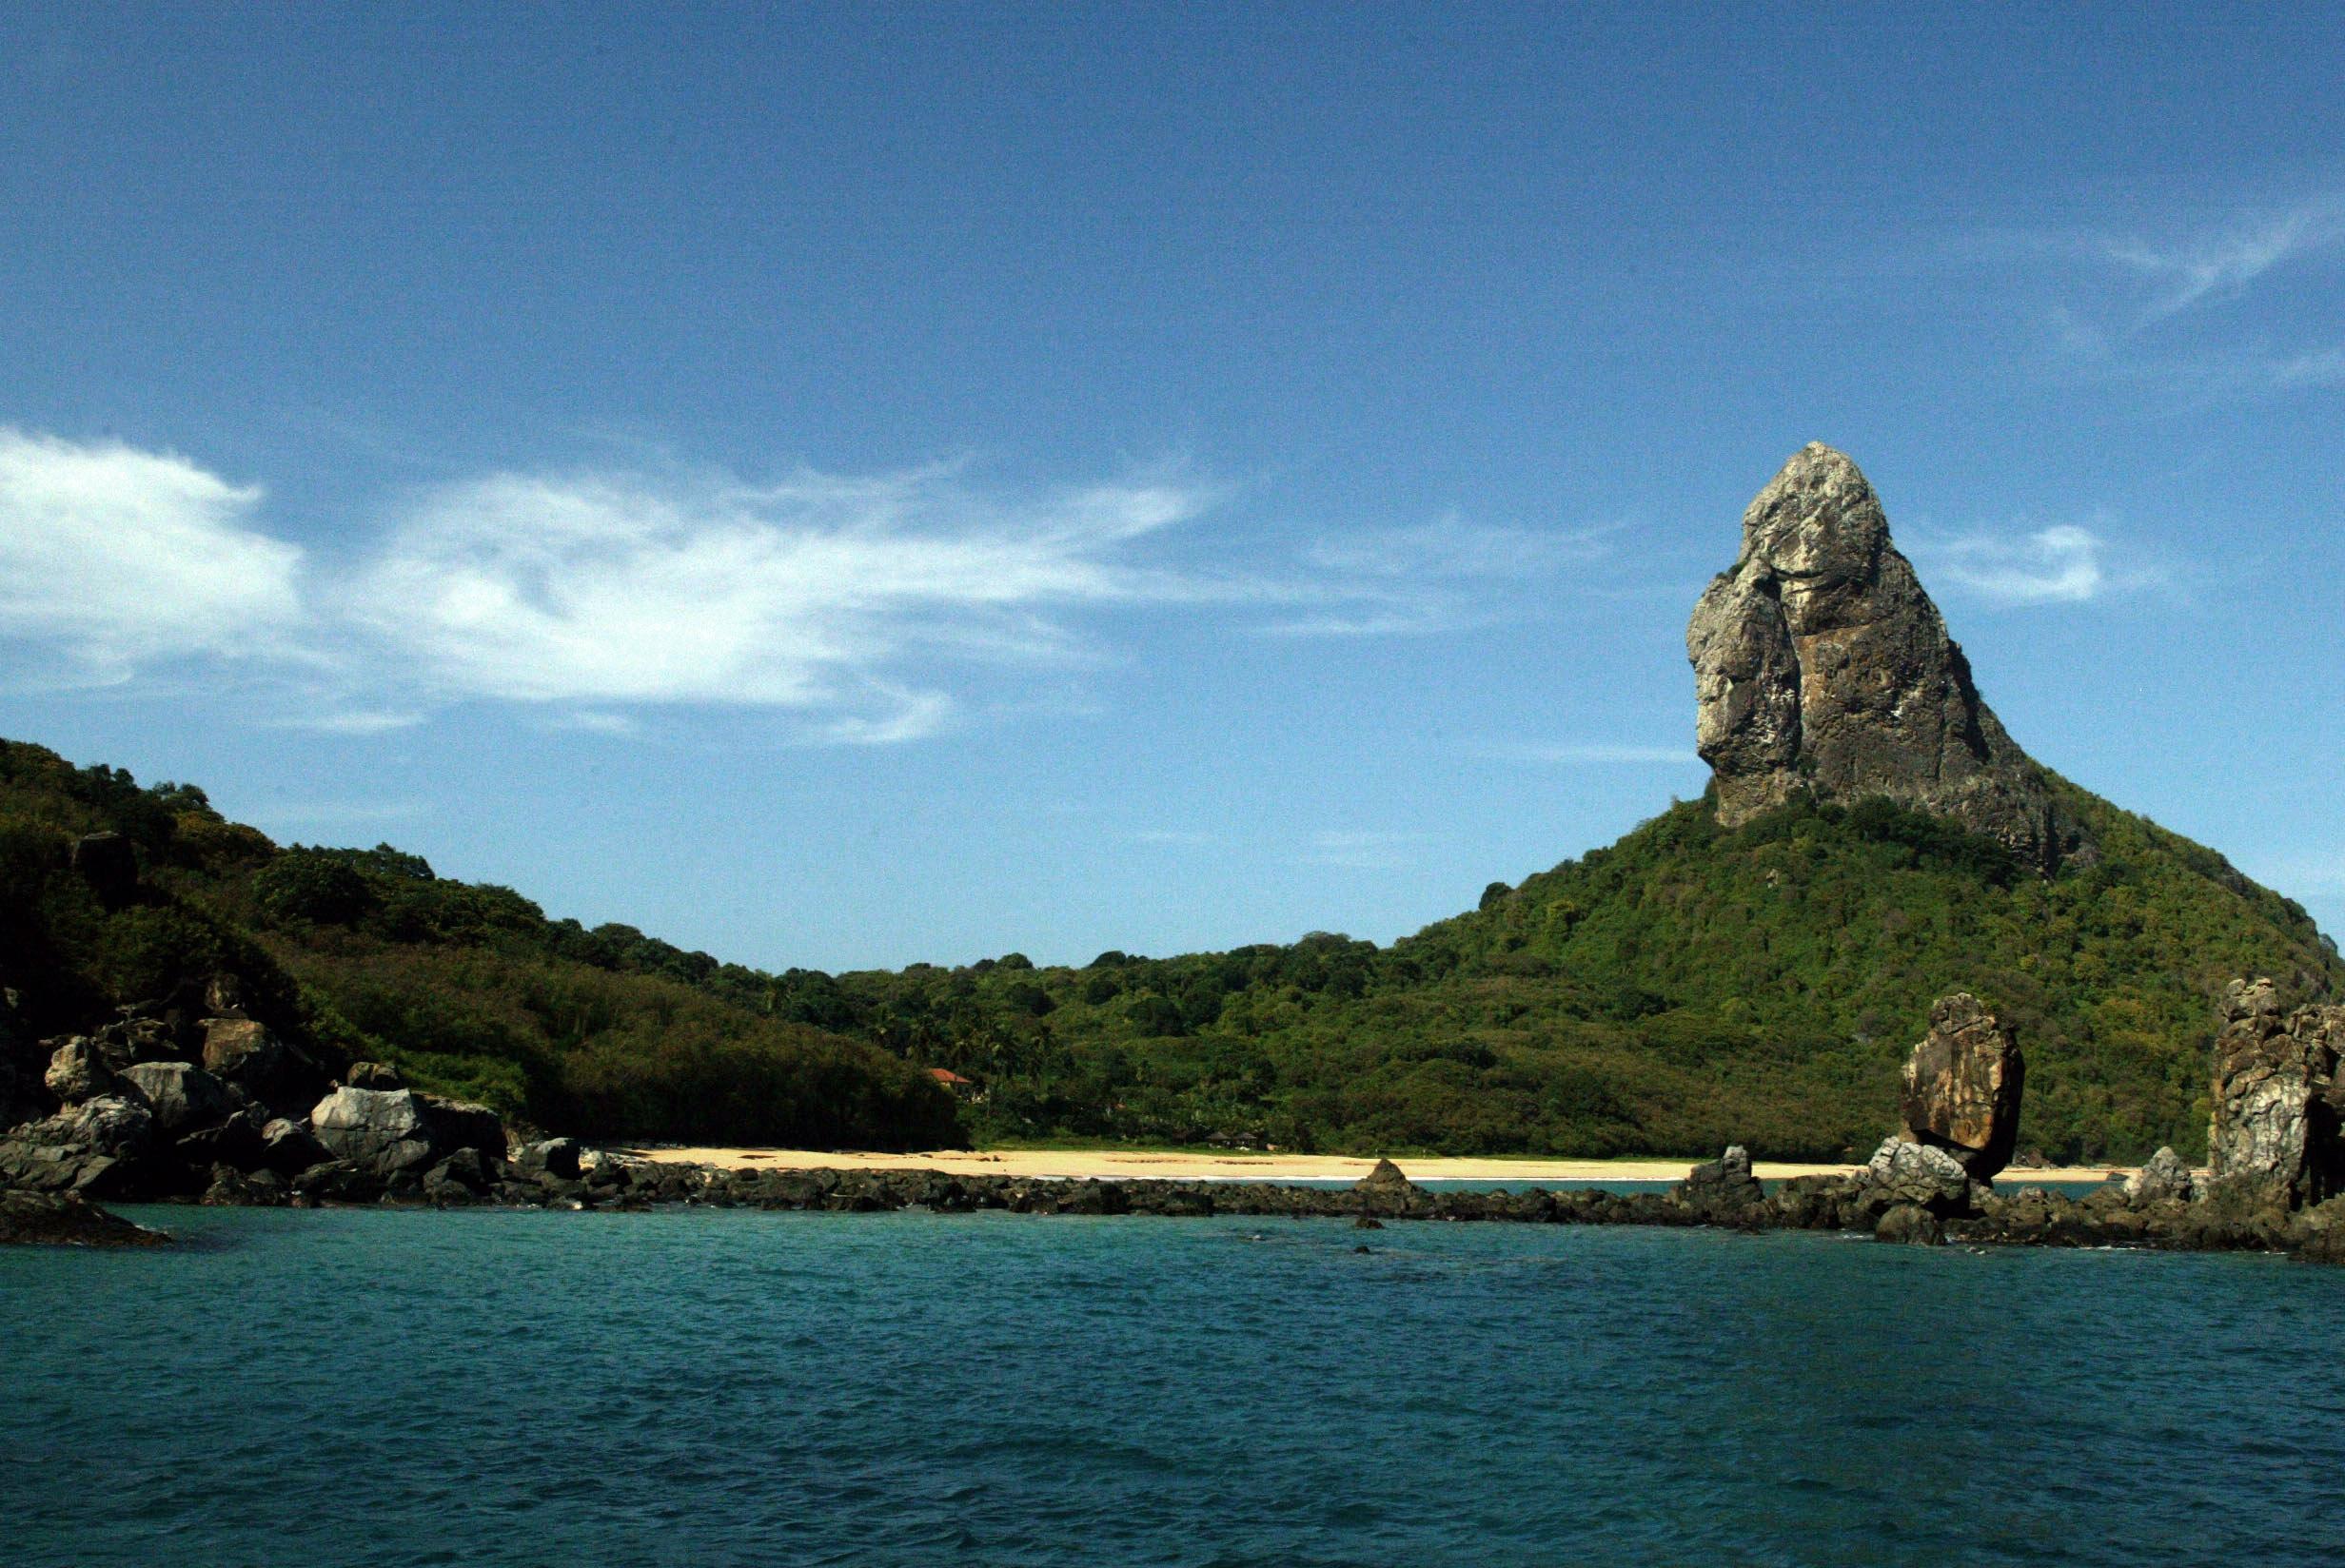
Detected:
left=7, top=974, right=2342, bottom=1266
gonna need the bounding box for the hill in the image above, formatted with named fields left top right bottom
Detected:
left=0, top=739, right=959, bottom=1149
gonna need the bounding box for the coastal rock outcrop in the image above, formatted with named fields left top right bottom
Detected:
left=1899, top=993, right=2023, bottom=1178
left=202, top=1019, right=329, bottom=1118
left=1354, top=1157, right=1424, bottom=1216
left=307, top=1085, right=507, bottom=1186
left=1686, top=443, right=2090, bottom=872
left=1857, top=1136, right=1978, bottom=1217
left=2205, top=978, right=2345, bottom=1208
left=0, top=1189, right=168, bottom=1246
left=2125, top=1147, right=2197, bottom=1206
left=1673, top=1145, right=1766, bottom=1218
left=0, top=1094, right=156, bottom=1194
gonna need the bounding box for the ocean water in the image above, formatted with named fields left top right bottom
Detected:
left=6, top=1205, right=2343, bottom=1567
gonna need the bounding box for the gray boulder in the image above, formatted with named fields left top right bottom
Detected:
left=1685, top=442, right=2091, bottom=872
left=0, top=1095, right=156, bottom=1194
left=44, top=1038, right=113, bottom=1104
left=419, top=1095, right=507, bottom=1166
left=119, top=1062, right=236, bottom=1136
left=1860, top=1135, right=1978, bottom=1216
left=1673, top=1145, right=1766, bottom=1213
left=310, top=1086, right=437, bottom=1177
left=202, top=1019, right=329, bottom=1117
left=2125, top=1147, right=2197, bottom=1206
left=258, top=1117, right=331, bottom=1176
left=519, top=1137, right=582, bottom=1181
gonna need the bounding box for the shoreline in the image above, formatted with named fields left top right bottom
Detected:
left=626, top=1146, right=2129, bottom=1186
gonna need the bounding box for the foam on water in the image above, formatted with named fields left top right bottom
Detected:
left=5, top=1205, right=2343, bottom=1566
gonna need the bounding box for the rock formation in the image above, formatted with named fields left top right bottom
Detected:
left=1686, top=442, right=2092, bottom=872
left=2124, top=1147, right=2196, bottom=1206
left=1672, top=1145, right=1765, bottom=1213
left=2206, top=977, right=2345, bottom=1208
left=1898, top=993, right=2023, bottom=1178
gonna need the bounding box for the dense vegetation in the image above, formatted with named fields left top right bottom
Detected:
left=0, top=740, right=960, bottom=1148
left=4, top=735, right=2335, bottom=1162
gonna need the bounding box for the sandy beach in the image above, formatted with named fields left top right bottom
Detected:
left=630, top=1146, right=2126, bottom=1186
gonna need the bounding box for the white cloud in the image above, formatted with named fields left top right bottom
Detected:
left=337, top=464, right=1218, bottom=733
left=2102, top=197, right=2345, bottom=318
left=1479, top=741, right=1702, bottom=765
left=0, top=427, right=305, bottom=680
left=0, top=426, right=1612, bottom=741
left=1931, top=523, right=2162, bottom=608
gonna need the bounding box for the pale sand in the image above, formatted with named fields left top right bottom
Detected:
left=628, top=1146, right=2125, bottom=1185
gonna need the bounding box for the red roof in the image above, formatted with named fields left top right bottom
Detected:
left=928, top=1068, right=973, bottom=1086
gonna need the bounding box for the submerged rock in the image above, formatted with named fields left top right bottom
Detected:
left=1686, top=442, right=2090, bottom=872
left=1899, top=994, right=2024, bottom=1179
left=1874, top=1204, right=1945, bottom=1245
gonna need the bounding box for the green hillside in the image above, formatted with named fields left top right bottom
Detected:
left=4, top=735, right=2335, bottom=1163
left=801, top=778, right=2337, bottom=1163
left=0, top=739, right=959, bottom=1149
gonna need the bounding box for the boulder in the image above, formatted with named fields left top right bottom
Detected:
left=1899, top=993, right=2024, bottom=1178
left=1673, top=1145, right=1766, bottom=1213
left=0, top=1189, right=169, bottom=1247
left=1858, top=1135, right=1978, bottom=1216
left=418, top=1095, right=507, bottom=1165
left=2124, top=1147, right=2197, bottom=1206
left=69, top=832, right=140, bottom=909
left=309, top=1086, right=437, bottom=1177
left=2205, top=978, right=2345, bottom=1209
left=174, top=1105, right=268, bottom=1171
left=119, top=1062, right=236, bottom=1135
left=0, top=1095, right=156, bottom=1194
left=519, top=1137, right=582, bottom=1181
left=90, top=1013, right=178, bottom=1071
left=201, top=1019, right=329, bottom=1116
left=202, top=1164, right=290, bottom=1206
left=1686, top=443, right=2091, bottom=872
left=44, top=1037, right=113, bottom=1104
left=1353, top=1158, right=1424, bottom=1215
left=258, top=1117, right=331, bottom=1176
left=345, top=1061, right=405, bottom=1090
left=1874, top=1204, right=1945, bottom=1245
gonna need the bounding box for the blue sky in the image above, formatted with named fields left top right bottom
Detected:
left=2, top=3, right=2339, bottom=969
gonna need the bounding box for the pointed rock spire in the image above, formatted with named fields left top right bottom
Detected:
left=1686, top=443, right=2090, bottom=871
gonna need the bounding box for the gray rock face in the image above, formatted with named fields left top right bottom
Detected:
left=2125, top=1146, right=2197, bottom=1206
left=2206, top=978, right=2345, bottom=1208
left=1686, top=443, right=2091, bottom=872
left=1899, top=993, right=2024, bottom=1178
left=119, top=1062, right=235, bottom=1136
left=44, top=1038, right=113, bottom=1104
left=1860, top=1135, right=1978, bottom=1215
left=1874, top=1204, right=1946, bottom=1245
left=519, top=1137, right=583, bottom=1181
left=1673, top=1145, right=1766, bottom=1212
left=308, top=1085, right=505, bottom=1183
left=0, top=1095, right=156, bottom=1193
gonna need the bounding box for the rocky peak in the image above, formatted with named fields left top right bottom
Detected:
left=1686, top=442, right=2091, bottom=872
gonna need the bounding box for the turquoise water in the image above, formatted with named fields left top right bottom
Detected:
left=6, top=1206, right=2343, bottom=1567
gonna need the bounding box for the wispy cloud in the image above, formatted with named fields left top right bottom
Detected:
left=0, top=426, right=1606, bottom=743
left=1291, top=830, right=1433, bottom=871
left=334, top=463, right=1225, bottom=740
left=2099, top=197, right=2345, bottom=319
left=1477, top=740, right=1702, bottom=765
left=0, top=427, right=305, bottom=681
left=1928, top=523, right=2163, bottom=608
left=1267, top=516, right=1608, bottom=637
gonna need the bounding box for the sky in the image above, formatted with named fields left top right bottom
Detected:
left=1, top=2, right=2339, bottom=970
